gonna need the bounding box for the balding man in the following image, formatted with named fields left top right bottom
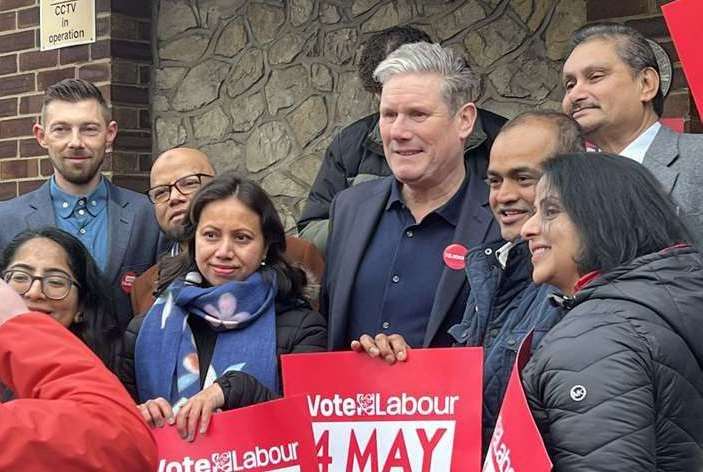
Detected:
left=129, top=148, right=214, bottom=315
left=148, top=147, right=215, bottom=246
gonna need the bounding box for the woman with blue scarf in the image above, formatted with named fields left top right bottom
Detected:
left=120, top=173, right=327, bottom=441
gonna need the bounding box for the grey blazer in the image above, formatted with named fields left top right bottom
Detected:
left=0, top=179, right=163, bottom=329
left=644, top=125, right=703, bottom=246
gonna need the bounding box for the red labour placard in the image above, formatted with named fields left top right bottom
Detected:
left=282, top=347, right=483, bottom=471
left=483, top=332, right=551, bottom=472
left=663, top=0, right=703, bottom=118
left=153, top=396, right=317, bottom=472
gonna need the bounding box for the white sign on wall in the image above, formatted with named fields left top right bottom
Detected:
left=40, top=0, right=95, bottom=51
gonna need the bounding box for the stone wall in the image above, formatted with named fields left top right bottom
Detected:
left=153, top=0, right=586, bottom=230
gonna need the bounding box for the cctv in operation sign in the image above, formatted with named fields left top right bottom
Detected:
left=40, top=0, right=95, bottom=51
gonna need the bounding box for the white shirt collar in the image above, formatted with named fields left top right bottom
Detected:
left=619, top=121, right=661, bottom=164
left=495, top=241, right=515, bottom=270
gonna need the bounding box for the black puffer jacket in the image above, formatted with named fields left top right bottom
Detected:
left=522, top=246, right=703, bottom=471
left=118, top=298, right=327, bottom=409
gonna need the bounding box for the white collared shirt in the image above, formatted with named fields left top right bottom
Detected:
left=495, top=241, right=515, bottom=270
left=619, top=121, right=661, bottom=164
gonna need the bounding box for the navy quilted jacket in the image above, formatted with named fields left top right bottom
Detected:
left=449, top=239, right=562, bottom=452
left=523, top=246, right=703, bottom=471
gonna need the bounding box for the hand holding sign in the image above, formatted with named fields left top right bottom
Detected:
left=175, top=382, right=226, bottom=441
left=138, top=397, right=175, bottom=429
left=351, top=333, right=410, bottom=364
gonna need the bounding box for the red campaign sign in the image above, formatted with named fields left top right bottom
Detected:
left=282, top=348, right=483, bottom=471
left=483, top=332, right=551, bottom=472
left=153, top=396, right=317, bottom=472
left=662, top=0, right=703, bottom=118
left=660, top=117, right=685, bottom=134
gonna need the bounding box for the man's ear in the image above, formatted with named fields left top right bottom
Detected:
left=639, top=67, right=660, bottom=104
left=105, top=120, right=118, bottom=153
left=456, top=102, right=477, bottom=140
left=32, top=122, right=48, bottom=149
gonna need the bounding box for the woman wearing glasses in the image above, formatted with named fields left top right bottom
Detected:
left=0, top=227, right=121, bottom=374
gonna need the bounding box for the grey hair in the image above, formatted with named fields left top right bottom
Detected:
left=373, top=42, right=479, bottom=114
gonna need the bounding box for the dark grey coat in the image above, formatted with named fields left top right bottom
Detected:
left=644, top=125, right=703, bottom=246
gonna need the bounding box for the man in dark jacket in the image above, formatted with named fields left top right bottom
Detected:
left=323, top=42, right=504, bottom=351
left=297, top=26, right=506, bottom=252
left=449, top=110, right=584, bottom=452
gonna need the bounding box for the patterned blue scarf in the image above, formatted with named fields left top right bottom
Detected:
left=135, top=271, right=279, bottom=407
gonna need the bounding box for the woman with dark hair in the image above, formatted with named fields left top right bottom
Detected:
left=121, top=172, right=326, bottom=441
left=520, top=152, right=703, bottom=471
left=1, top=227, right=121, bottom=370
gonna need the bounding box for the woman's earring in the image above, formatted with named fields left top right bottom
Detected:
left=74, top=312, right=85, bottom=323
left=260, top=260, right=267, bottom=267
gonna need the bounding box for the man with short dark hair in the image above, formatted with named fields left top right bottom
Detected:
left=562, top=22, right=703, bottom=243
left=449, top=110, right=585, bottom=452
left=323, top=42, right=501, bottom=350
left=0, top=78, right=162, bottom=328
left=298, top=26, right=506, bottom=252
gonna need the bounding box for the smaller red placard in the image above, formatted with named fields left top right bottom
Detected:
left=153, top=396, right=317, bottom=472
left=483, top=332, right=552, bottom=472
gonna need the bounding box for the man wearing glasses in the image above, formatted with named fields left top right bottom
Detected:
left=0, top=78, right=162, bottom=330
left=130, top=147, right=214, bottom=315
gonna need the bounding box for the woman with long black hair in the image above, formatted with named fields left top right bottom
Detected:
left=1, top=227, right=121, bottom=369
left=520, top=152, right=703, bottom=471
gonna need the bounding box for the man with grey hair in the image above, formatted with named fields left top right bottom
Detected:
left=322, top=42, right=501, bottom=351
left=298, top=26, right=505, bottom=253
left=562, top=22, right=703, bottom=243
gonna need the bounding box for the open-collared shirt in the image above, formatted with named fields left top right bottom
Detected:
left=50, top=177, right=109, bottom=271
left=619, top=121, right=661, bottom=164
left=346, top=176, right=469, bottom=347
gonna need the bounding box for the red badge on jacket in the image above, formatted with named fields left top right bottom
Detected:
left=121, top=271, right=137, bottom=294
left=443, top=243, right=469, bottom=270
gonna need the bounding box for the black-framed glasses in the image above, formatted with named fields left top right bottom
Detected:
left=146, top=173, right=213, bottom=204
left=3, top=270, right=80, bottom=301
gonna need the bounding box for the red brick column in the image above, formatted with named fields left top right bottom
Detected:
left=587, top=0, right=701, bottom=132
left=0, top=0, right=152, bottom=199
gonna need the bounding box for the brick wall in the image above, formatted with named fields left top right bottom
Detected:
left=587, top=0, right=701, bottom=132
left=0, top=0, right=152, bottom=200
